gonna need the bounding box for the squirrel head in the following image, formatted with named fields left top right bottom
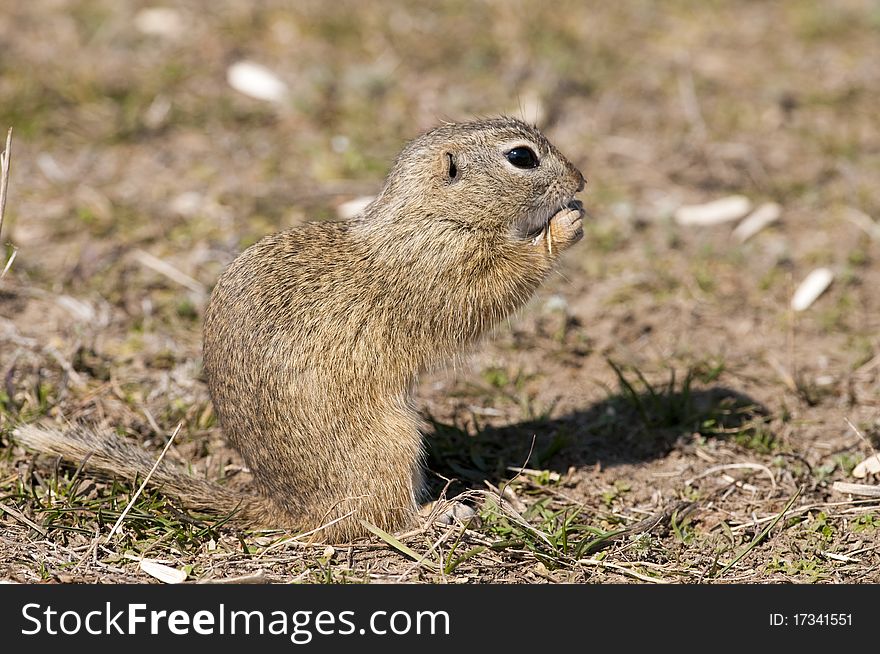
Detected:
left=364, top=117, right=586, bottom=245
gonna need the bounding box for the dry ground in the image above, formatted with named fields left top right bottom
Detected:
left=1, top=0, right=880, bottom=583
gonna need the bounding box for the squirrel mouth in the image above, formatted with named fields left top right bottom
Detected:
left=518, top=198, right=584, bottom=240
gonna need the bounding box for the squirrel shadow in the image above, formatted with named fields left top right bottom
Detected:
left=424, top=385, right=768, bottom=496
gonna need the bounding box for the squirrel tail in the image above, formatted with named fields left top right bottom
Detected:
left=13, top=423, right=268, bottom=524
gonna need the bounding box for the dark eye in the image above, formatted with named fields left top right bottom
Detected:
left=505, top=146, right=539, bottom=169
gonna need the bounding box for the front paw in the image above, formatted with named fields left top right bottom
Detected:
left=547, top=201, right=584, bottom=253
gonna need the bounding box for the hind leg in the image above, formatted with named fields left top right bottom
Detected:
left=289, top=406, right=423, bottom=542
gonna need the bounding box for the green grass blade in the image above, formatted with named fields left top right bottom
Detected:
left=359, top=519, right=439, bottom=571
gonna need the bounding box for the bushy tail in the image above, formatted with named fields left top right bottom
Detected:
left=13, top=423, right=267, bottom=523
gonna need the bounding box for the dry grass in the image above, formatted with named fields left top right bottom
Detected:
left=0, top=127, right=16, bottom=277
left=1, top=0, right=880, bottom=583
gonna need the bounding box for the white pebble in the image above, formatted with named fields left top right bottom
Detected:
left=732, top=202, right=782, bottom=242
left=144, top=95, right=172, bottom=129
left=140, top=559, right=188, bottom=584
left=55, top=296, right=96, bottom=323
left=36, top=153, right=67, bottom=183
left=791, top=267, right=834, bottom=311
left=336, top=195, right=375, bottom=220
left=853, top=454, right=880, bottom=479
left=170, top=191, right=203, bottom=217
left=674, top=195, right=752, bottom=226
left=331, top=135, right=350, bottom=153
left=134, top=8, right=184, bottom=38
left=227, top=61, right=289, bottom=104
left=843, top=207, right=880, bottom=241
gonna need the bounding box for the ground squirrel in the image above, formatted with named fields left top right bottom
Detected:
left=15, top=117, right=586, bottom=541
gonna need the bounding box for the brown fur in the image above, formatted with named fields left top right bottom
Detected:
left=15, top=117, right=586, bottom=542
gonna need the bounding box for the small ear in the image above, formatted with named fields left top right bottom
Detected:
left=442, top=151, right=459, bottom=183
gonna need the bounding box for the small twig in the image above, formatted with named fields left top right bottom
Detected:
left=499, top=434, right=536, bottom=501
left=765, top=353, right=797, bottom=393
left=0, top=127, right=15, bottom=279
left=685, top=463, right=777, bottom=491
left=141, top=407, right=163, bottom=436
left=846, top=541, right=880, bottom=558
left=677, top=66, right=706, bottom=140
left=75, top=423, right=183, bottom=570
left=577, top=558, right=672, bottom=584
left=832, top=482, right=880, bottom=498
left=0, top=502, right=47, bottom=537
left=105, top=422, right=182, bottom=543
left=1, top=247, right=17, bottom=278
left=843, top=207, right=880, bottom=241
left=727, top=498, right=879, bottom=533
left=0, top=127, right=12, bottom=234
left=198, top=572, right=269, bottom=584
left=130, top=248, right=207, bottom=297
left=820, top=550, right=860, bottom=564
left=257, top=508, right=359, bottom=555
left=75, top=526, right=101, bottom=570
